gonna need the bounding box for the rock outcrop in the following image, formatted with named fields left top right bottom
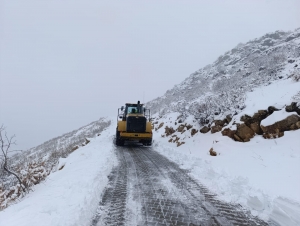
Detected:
left=261, top=114, right=300, bottom=134
left=221, top=102, right=300, bottom=142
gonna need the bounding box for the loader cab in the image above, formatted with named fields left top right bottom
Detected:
left=126, top=105, right=143, bottom=115
left=117, top=101, right=151, bottom=122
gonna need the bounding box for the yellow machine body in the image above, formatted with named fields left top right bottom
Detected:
left=115, top=102, right=153, bottom=146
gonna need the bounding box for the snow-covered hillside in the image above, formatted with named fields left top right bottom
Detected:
left=0, top=123, right=117, bottom=226
left=0, top=118, right=111, bottom=209
left=151, top=77, right=300, bottom=226
left=145, top=28, right=300, bottom=225
left=146, top=28, right=300, bottom=124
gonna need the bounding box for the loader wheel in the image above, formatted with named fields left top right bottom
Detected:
left=116, top=130, right=124, bottom=146
left=143, top=139, right=152, bottom=146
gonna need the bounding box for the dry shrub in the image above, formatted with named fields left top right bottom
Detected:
left=291, top=69, right=300, bottom=82
left=292, top=73, right=300, bottom=82
left=20, top=161, right=49, bottom=188
left=0, top=183, right=24, bottom=210
left=0, top=160, right=50, bottom=210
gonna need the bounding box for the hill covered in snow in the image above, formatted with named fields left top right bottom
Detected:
left=0, top=118, right=111, bottom=209
left=146, top=27, right=300, bottom=226
left=146, top=28, right=300, bottom=124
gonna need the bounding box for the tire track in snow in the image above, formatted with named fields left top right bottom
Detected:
left=91, top=145, right=271, bottom=226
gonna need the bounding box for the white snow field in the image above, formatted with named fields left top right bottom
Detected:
left=0, top=124, right=117, bottom=226
left=0, top=80, right=299, bottom=226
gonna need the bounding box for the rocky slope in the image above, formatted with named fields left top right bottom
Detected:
left=146, top=28, right=300, bottom=125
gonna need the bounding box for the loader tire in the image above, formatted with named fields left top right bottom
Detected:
left=116, top=129, right=124, bottom=146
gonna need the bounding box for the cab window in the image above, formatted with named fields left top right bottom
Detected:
left=128, top=107, right=138, bottom=114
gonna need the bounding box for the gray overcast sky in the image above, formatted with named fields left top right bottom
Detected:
left=1, top=0, right=300, bottom=151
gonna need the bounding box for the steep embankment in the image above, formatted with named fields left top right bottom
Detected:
left=151, top=78, right=300, bottom=226
left=147, top=28, right=300, bottom=226
left=0, top=117, right=111, bottom=210
left=146, top=28, right=300, bottom=123
left=0, top=120, right=118, bottom=226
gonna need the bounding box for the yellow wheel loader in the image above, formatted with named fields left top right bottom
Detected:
left=116, top=101, right=152, bottom=146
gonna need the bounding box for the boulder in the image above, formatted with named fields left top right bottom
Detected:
left=155, top=122, right=164, bottom=131
left=240, top=114, right=251, bottom=123
left=165, top=126, right=175, bottom=136
left=290, top=121, right=300, bottom=130
left=261, top=114, right=300, bottom=133
left=177, top=124, right=185, bottom=133
left=200, top=126, right=211, bottom=133
left=186, top=124, right=193, bottom=130
left=177, top=141, right=185, bottom=147
left=268, top=106, right=280, bottom=114
left=236, top=124, right=255, bottom=142
left=214, top=120, right=225, bottom=127
left=286, top=102, right=300, bottom=115
left=226, top=114, right=232, bottom=123
left=173, top=136, right=180, bottom=143
left=85, top=138, right=90, bottom=145
left=252, top=110, right=269, bottom=123
left=211, top=125, right=223, bottom=134
left=288, top=59, right=295, bottom=63
left=233, top=134, right=243, bottom=142
left=209, top=148, right=217, bottom=156
left=191, top=129, right=198, bottom=136
left=221, top=128, right=236, bottom=139
left=250, top=122, right=263, bottom=135
left=241, top=110, right=269, bottom=127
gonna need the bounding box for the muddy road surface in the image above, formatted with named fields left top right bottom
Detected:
left=91, top=145, right=270, bottom=226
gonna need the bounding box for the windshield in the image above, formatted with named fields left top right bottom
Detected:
left=127, top=106, right=143, bottom=114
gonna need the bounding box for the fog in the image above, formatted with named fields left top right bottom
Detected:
left=1, top=0, right=299, bottom=150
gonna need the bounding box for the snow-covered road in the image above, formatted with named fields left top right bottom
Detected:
left=91, top=145, right=270, bottom=226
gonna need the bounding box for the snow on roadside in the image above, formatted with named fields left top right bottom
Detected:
left=152, top=79, right=300, bottom=226
left=0, top=118, right=117, bottom=226
left=229, top=79, right=300, bottom=126
left=261, top=109, right=298, bottom=126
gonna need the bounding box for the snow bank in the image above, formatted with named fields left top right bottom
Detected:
left=0, top=119, right=117, bottom=226
left=261, top=109, right=298, bottom=126
left=152, top=79, right=300, bottom=226
left=229, top=79, right=300, bottom=125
